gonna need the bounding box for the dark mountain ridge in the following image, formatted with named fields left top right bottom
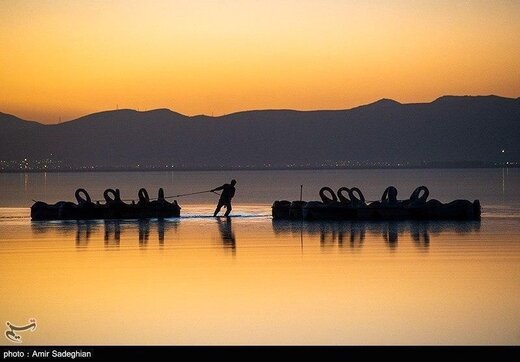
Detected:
left=1, top=95, right=519, bottom=170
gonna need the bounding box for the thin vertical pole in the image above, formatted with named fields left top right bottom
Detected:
left=300, top=184, right=304, bottom=252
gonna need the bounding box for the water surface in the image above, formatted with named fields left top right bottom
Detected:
left=1, top=169, right=519, bottom=345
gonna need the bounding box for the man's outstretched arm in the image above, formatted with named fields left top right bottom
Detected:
left=211, top=185, right=225, bottom=192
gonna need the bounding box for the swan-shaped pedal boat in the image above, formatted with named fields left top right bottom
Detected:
left=31, top=188, right=180, bottom=221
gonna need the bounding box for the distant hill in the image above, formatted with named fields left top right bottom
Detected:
left=1, top=95, right=519, bottom=170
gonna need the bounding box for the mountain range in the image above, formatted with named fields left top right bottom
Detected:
left=1, top=95, right=519, bottom=170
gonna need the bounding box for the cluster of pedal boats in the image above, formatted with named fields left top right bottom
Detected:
left=272, top=186, right=481, bottom=221
left=31, top=185, right=480, bottom=221
left=31, top=188, right=180, bottom=221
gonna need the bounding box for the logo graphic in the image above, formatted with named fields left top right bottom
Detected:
left=4, top=319, right=37, bottom=343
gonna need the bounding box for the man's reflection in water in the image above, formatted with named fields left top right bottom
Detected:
left=138, top=219, right=150, bottom=246
left=104, top=220, right=121, bottom=245
left=217, top=217, right=236, bottom=253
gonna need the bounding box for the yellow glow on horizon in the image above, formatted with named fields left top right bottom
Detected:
left=1, top=0, right=519, bottom=123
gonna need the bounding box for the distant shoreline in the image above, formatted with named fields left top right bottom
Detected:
left=1, top=164, right=518, bottom=173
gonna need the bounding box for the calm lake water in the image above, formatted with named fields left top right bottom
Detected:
left=1, top=169, right=519, bottom=345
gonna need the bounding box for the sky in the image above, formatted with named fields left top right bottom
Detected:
left=1, top=0, right=519, bottom=123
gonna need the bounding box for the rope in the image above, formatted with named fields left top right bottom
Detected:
left=164, top=190, right=219, bottom=199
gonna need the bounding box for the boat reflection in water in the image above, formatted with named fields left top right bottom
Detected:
left=30, top=217, right=240, bottom=250
left=272, top=220, right=481, bottom=250
left=30, top=217, right=481, bottom=252
left=31, top=219, right=181, bottom=246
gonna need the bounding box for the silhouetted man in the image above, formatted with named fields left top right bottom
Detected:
left=211, top=179, right=237, bottom=217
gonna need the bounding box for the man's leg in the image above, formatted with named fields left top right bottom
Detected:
left=223, top=201, right=232, bottom=217
left=213, top=200, right=224, bottom=217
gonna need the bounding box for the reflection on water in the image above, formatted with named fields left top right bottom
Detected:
left=29, top=218, right=483, bottom=252
left=217, top=217, right=236, bottom=252
left=138, top=219, right=150, bottom=246
left=2, top=214, right=519, bottom=345
left=32, top=219, right=181, bottom=246
left=30, top=218, right=243, bottom=250
left=78, top=221, right=96, bottom=246
left=104, top=220, right=120, bottom=245
left=272, top=220, right=481, bottom=251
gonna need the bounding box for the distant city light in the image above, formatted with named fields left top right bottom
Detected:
left=501, top=149, right=505, bottom=153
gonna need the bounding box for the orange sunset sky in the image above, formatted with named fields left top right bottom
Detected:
left=1, top=0, right=519, bottom=123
